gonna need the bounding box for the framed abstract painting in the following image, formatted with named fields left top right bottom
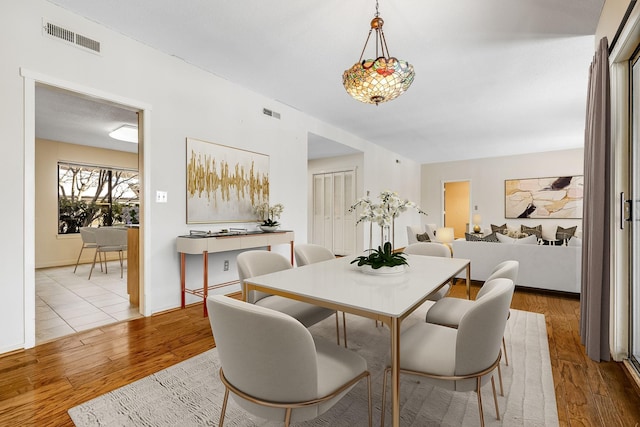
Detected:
left=186, top=138, right=269, bottom=224
left=505, top=176, right=583, bottom=219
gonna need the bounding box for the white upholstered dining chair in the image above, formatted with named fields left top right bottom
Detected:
left=426, top=260, right=519, bottom=366
left=236, top=250, right=339, bottom=341
left=402, top=242, right=453, bottom=301
left=207, top=295, right=372, bottom=427
left=380, top=278, right=515, bottom=427
left=294, top=243, right=348, bottom=347
left=88, top=227, right=128, bottom=279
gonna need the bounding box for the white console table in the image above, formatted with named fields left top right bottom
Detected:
left=177, top=231, right=295, bottom=316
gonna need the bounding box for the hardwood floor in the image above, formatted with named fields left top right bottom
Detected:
left=1, top=283, right=639, bottom=426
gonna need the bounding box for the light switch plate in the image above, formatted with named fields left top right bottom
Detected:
left=156, top=191, right=168, bottom=203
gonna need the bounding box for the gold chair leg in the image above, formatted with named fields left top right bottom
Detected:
left=284, top=408, right=292, bottom=427
left=342, top=312, right=348, bottom=348
left=219, top=388, right=229, bottom=427
left=380, top=368, right=390, bottom=427
left=502, top=337, right=509, bottom=366
left=477, top=377, right=485, bottom=427
left=73, top=245, right=85, bottom=273
left=491, top=375, right=500, bottom=420
left=88, top=250, right=100, bottom=280
left=497, top=364, right=504, bottom=396
left=366, top=374, right=372, bottom=427
left=335, top=312, right=341, bottom=346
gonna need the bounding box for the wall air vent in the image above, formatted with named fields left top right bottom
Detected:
left=262, top=108, right=281, bottom=120
left=43, top=19, right=101, bottom=54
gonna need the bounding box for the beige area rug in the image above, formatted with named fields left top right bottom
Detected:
left=68, top=304, right=559, bottom=426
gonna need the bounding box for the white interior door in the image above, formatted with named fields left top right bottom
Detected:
left=312, top=169, right=356, bottom=255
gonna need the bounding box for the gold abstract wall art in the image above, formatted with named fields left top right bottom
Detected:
left=505, top=176, right=583, bottom=219
left=186, top=138, right=269, bottom=223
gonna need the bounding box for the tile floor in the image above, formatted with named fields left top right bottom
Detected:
left=35, top=261, right=141, bottom=344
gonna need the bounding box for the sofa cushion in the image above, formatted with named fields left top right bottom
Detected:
left=465, top=232, right=499, bottom=243
left=556, top=226, right=577, bottom=241
left=491, top=224, right=508, bottom=234
left=521, top=224, right=542, bottom=238
left=416, top=232, right=431, bottom=242
left=513, top=234, right=538, bottom=245
left=496, top=233, right=515, bottom=244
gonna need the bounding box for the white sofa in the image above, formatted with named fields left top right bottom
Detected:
left=451, top=239, right=581, bottom=294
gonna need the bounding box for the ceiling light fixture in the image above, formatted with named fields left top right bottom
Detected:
left=109, top=124, right=138, bottom=143
left=342, top=0, right=415, bottom=105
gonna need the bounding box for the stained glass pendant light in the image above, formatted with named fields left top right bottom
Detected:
left=342, top=0, right=415, bottom=105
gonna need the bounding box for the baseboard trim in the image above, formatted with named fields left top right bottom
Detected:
left=623, top=359, right=640, bottom=396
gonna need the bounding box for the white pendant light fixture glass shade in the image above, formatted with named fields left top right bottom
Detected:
left=342, top=0, right=415, bottom=105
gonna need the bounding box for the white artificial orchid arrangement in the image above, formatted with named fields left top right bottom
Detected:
left=254, top=202, right=284, bottom=226
left=349, top=190, right=425, bottom=227
left=349, top=190, right=427, bottom=251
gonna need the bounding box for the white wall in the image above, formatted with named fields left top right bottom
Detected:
left=420, top=148, right=584, bottom=240
left=0, top=0, right=421, bottom=353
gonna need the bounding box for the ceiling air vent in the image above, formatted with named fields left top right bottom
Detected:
left=43, top=19, right=101, bottom=54
left=262, top=108, right=281, bottom=120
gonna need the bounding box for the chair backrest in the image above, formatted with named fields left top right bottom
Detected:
left=207, top=295, right=319, bottom=421
left=477, top=260, right=519, bottom=299
left=237, top=251, right=292, bottom=303
left=294, top=244, right=335, bottom=267
left=94, top=227, right=128, bottom=249
left=79, top=227, right=97, bottom=245
left=403, top=242, right=451, bottom=258
left=455, top=278, right=514, bottom=384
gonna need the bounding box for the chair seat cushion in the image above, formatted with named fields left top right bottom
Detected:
left=398, top=322, right=456, bottom=376
left=98, top=245, right=127, bottom=252
left=315, top=337, right=368, bottom=415
left=425, top=297, right=475, bottom=327
left=256, top=296, right=335, bottom=327
left=427, top=284, right=450, bottom=302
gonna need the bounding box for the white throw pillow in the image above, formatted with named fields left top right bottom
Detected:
left=496, top=233, right=515, bottom=244
left=514, top=234, right=538, bottom=245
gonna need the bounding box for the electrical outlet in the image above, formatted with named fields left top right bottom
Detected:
left=223, top=260, right=229, bottom=271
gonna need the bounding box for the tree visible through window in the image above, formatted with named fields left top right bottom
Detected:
left=58, top=162, right=139, bottom=234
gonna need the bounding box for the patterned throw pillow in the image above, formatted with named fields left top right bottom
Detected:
left=491, top=224, right=508, bottom=234
left=556, top=226, right=577, bottom=241
left=416, top=232, right=431, bottom=242
left=521, top=224, right=542, bottom=238
left=465, top=232, right=499, bottom=242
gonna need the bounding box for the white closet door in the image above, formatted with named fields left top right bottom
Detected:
left=343, top=170, right=356, bottom=255
left=312, top=175, right=325, bottom=246
left=332, top=172, right=345, bottom=254
left=312, top=169, right=356, bottom=255
left=322, top=174, right=333, bottom=248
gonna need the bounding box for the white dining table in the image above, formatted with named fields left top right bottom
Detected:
left=243, top=253, right=471, bottom=427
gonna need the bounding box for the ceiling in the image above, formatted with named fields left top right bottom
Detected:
left=40, top=0, right=604, bottom=163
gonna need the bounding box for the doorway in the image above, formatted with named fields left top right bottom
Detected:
left=443, top=180, right=471, bottom=239
left=22, top=69, right=150, bottom=348
left=35, top=84, right=141, bottom=343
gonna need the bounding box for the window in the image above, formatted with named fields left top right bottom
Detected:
left=57, top=162, right=139, bottom=234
